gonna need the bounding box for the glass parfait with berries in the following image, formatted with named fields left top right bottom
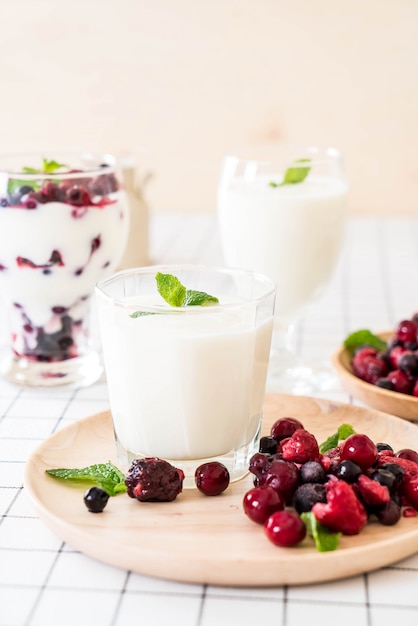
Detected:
left=0, top=153, right=129, bottom=387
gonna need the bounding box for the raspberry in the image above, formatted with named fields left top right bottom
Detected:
left=356, top=474, right=390, bottom=506
left=281, top=429, right=320, bottom=464
left=312, top=479, right=367, bottom=535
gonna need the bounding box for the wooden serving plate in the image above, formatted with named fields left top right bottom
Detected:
left=332, top=331, right=418, bottom=422
left=24, top=394, right=418, bottom=587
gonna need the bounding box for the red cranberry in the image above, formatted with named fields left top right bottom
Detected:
left=386, top=369, right=412, bottom=394
left=270, top=417, right=304, bottom=441
left=340, top=433, right=378, bottom=470
left=242, top=486, right=284, bottom=524
left=352, top=347, right=378, bottom=379
left=262, top=459, right=300, bottom=503
left=388, top=345, right=408, bottom=369
left=264, top=510, right=306, bottom=547
left=396, top=320, right=418, bottom=344
left=395, top=449, right=418, bottom=463
left=363, top=357, right=388, bottom=384
left=195, top=462, right=230, bottom=496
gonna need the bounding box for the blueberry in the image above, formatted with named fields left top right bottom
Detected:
left=375, top=499, right=402, bottom=526
left=0, top=197, right=9, bottom=207
left=398, top=352, right=418, bottom=376
left=335, top=459, right=362, bottom=483
left=292, top=483, right=327, bottom=514
left=370, top=469, right=397, bottom=491
left=300, top=460, right=326, bottom=484
left=259, top=436, right=278, bottom=454
left=376, top=442, right=393, bottom=453
left=375, top=378, right=395, bottom=391
left=84, top=486, right=109, bottom=513
left=381, top=462, right=406, bottom=485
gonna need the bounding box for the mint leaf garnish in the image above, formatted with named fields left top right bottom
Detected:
left=301, top=512, right=340, bottom=552
left=319, top=423, right=356, bottom=453
left=129, top=311, right=156, bottom=318
left=269, top=158, right=311, bottom=188
left=183, top=289, right=219, bottom=306
left=46, top=461, right=127, bottom=496
left=22, top=157, right=68, bottom=175
left=155, top=272, right=219, bottom=307
left=156, top=272, right=186, bottom=306
left=343, top=329, right=387, bottom=356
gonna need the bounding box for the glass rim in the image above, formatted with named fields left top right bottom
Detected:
left=0, top=151, right=119, bottom=179
left=222, top=144, right=343, bottom=167
left=95, top=264, right=277, bottom=313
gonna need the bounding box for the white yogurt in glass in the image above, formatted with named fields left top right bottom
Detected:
left=96, top=266, right=276, bottom=482
left=218, top=174, right=347, bottom=325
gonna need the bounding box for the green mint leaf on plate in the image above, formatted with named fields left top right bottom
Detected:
left=46, top=461, right=127, bottom=496
left=269, top=158, right=311, bottom=188
left=343, top=329, right=387, bottom=356
left=301, top=512, right=340, bottom=552
left=319, top=423, right=356, bottom=453
left=156, top=272, right=219, bottom=307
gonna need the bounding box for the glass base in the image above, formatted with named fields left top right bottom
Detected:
left=115, top=425, right=261, bottom=489
left=266, top=350, right=338, bottom=395
left=0, top=348, right=104, bottom=388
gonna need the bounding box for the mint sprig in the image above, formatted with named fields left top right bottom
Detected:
left=269, top=158, right=311, bottom=188
left=156, top=272, right=219, bottom=307
left=301, top=512, right=340, bottom=552
left=22, top=157, right=68, bottom=175
left=46, top=461, right=127, bottom=496
left=319, top=423, right=356, bottom=454
left=343, top=329, right=387, bottom=356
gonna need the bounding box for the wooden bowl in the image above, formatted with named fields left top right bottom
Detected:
left=332, top=331, right=418, bottom=422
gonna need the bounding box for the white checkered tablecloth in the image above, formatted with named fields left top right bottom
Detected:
left=1, top=214, right=418, bottom=626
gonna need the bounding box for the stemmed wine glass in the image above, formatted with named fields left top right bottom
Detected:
left=217, top=145, right=347, bottom=394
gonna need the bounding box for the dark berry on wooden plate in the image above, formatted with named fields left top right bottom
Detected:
left=264, top=510, right=306, bottom=547
left=243, top=486, right=284, bottom=524
left=195, top=461, right=230, bottom=496
left=125, top=457, right=184, bottom=502
left=84, top=486, right=109, bottom=513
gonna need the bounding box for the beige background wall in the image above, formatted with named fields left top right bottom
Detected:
left=0, top=0, right=417, bottom=214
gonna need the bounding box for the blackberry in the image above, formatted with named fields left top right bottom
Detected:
left=125, top=457, right=184, bottom=502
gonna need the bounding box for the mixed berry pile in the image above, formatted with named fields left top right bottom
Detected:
left=350, top=313, right=418, bottom=396
left=79, top=416, right=418, bottom=554
left=243, top=416, right=418, bottom=548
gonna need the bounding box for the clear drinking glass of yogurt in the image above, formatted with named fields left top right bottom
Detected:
left=0, top=153, right=129, bottom=387
left=217, top=145, right=347, bottom=394
left=95, top=265, right=276, bottom=485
